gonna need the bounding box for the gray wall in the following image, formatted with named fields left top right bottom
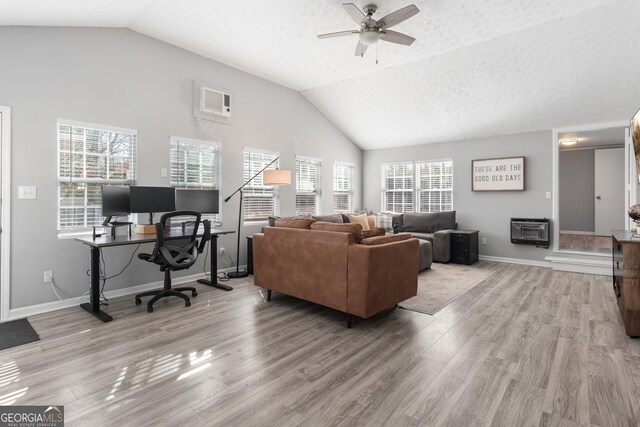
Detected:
left=559, top=149, right=595, bottom=232
left=363, top=130, right=553, bottom=262
left=0, top=27, right=362, bottom=309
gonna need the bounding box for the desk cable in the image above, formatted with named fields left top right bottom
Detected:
left=85, top=244, right=141, bottom=305
left=201, top=242, right=231, bottom=282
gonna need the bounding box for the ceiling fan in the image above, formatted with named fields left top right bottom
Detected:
left=317, top=3, right=420, bottom=58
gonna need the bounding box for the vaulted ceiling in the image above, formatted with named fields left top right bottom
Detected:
left=1, top=0, right=639, bottom=149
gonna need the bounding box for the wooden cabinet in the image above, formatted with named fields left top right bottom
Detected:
left=611, top=231, right=640, bottom=337
left=451, top=230, right=479, bottom=265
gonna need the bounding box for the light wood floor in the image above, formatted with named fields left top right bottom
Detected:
left=1, top=262, right=639, bottom=426
left=559, top=233, right=611, bottom=254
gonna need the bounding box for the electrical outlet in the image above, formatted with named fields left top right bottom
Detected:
left=545, top=192, right=551, bottom=199
left=43, top=270, right=53, bottom=283
left=481, top=238, right=487, bottom=245
left=219, top=247, right=226, bottom=255
left=161, top=168, right=168, bottom=178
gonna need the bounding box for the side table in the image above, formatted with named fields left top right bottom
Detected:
left=451, top=230, right=479, bottom=265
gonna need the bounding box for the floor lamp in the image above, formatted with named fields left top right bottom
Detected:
left=225, top=156, right=291, bottom=278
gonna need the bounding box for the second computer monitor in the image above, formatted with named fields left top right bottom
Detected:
left=175, top=189, right=219, bottom=214
left=129, top=186, right=176, bottom=220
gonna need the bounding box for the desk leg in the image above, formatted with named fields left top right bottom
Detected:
left=198, top=235, right=233, bottom=291
left=80, top=246, right=113, bottom=322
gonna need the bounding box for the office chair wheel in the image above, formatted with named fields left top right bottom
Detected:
left=147, top=306, right=154, bottom=313
left=135, top=297, right=142, bottom=305
left=192, top=291, right=198, bottom=297
left=185, top=300, right=191, bottom=307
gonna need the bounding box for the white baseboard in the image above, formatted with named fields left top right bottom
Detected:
left=6, top=266, right=245, bottom=321
left=544, top=255, right=611, bottom=276
left=478, top=255, right=551, bottom=268
left=559, top=230, right=596, bottom=235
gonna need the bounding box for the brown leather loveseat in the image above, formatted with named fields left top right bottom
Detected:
left=253, top=222, right=419, bottom=327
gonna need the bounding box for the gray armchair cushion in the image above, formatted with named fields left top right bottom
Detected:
left=401, top=211, right=457, bottom=233
left=312, top=214, right=344, bottom=224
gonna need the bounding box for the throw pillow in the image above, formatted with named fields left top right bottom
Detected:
left=359, top=233, right=412, bottom=246
left=348, top=213, right=371, bottom=230
left=362, top=227, right=385, bottom=239
left=373, top=212, right=394, bottom=233
left=274, top=218, right=316, bottom=229
left=310, top=221, right=363, bottom=243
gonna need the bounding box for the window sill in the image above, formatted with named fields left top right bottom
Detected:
left=57, top=230, right=94, bottom=240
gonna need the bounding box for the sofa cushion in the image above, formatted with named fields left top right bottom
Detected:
left=274, top=218, right=316, bottom=229
left=401, top=211, right=456, bottom=233
left=362, top=227, right=385, bottom=239
left=359, top=233, right=411, bottom=246
left=409, top=232, right=434, bottom=243
left=348, top=213, right=371, bottom=230
left=311, top=221, right=363, bottom=243
left=312, top=214, right=344, bottom=224
left=373, top=212, right=395, bottom=233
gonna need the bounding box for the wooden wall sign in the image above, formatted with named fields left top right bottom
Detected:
left=472, top=156, right=525, bottom=191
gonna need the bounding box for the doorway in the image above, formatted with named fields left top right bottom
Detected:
left=0, top=105, right=10, bottom=321
left=556, top=125, right=629, bottom=254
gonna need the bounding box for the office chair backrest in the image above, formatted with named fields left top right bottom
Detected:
left=151, top=210, right=211, bottom=271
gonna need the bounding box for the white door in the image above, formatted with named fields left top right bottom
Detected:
left=595, top=147, right=625, bottom=235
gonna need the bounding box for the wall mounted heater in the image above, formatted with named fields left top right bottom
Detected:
left=511, top=218, right=550, bottom=248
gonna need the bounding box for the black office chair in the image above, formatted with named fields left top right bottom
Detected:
left=135, top=210, right=211, bottom=313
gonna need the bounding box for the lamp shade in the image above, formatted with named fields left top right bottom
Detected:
left=263, top=169, right=291, bottom=185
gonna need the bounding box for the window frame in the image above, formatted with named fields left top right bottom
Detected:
left=242, top=147, right=280, bottom=224
left=381, top=161, right=415, bottom=213
left=416, top=159, right=454, bottom=213
left=333, top=161, right=354, bottom=214
left=169, top=136, right=222, bottom=226
left=57, top=119, right=137, bottom=235
left=380, top=159, right=454, bottom=213
left=295, top=155, right=322, bottom=216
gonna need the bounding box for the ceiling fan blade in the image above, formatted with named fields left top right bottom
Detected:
left=380, top=30, right=415, bottom=46
left=342, top=3, right=367, bottom=25
left=317, top=30, right=359, bottom=39
left=355, top=41, right=368, bottom=57
left=377, top=4, right=420, bottom=28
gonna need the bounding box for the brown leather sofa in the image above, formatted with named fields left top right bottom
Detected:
left=253, top=225, right=419, bottom=327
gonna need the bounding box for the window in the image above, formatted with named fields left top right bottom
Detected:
left=417, top=160, right=453, bottom=212
left=382, top=162, right=414, bottom=213
left=243, top=149, right=279, bottom=222
left=57, top=120, right=136, bottom=232
left=380, top=160, right=453, bottom=213
left=333, top=161, right=354, bottom=213
left=296, top=156, right=321, bottom=216
left=170, top=137, right=222, bottom=225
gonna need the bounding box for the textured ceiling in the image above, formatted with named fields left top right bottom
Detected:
left=1, top=0, right=639, bottom=149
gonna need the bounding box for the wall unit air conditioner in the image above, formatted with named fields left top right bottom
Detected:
left=193, top=81, right=233, bottom=125
left=200, top=87, right=231, bottom=117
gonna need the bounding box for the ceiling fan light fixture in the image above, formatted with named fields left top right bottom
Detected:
left=359, top=29, right=380, bottom=45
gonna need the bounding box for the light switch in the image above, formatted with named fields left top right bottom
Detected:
left=161, top=168, right=168, bottom=178
left=545, top=192, right=551, bottom=199
left=18, top=185, right=37, bottom=200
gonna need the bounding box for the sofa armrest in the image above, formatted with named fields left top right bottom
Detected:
left=347, top=238, right=419, bottom=318
left=433, top=229, right=452, bottom=263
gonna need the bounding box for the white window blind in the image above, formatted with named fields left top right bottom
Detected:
left=170, top=137, right=222, bottom=226
left=57, top=120, right=136, bottom=232
left=417, top=160, right=453, bottom=212
left=382, top=162, right=414, bottom=213
left=243, top=149, right=279, bottom=222
left=296, top=156, right=321, bottom=216
left=333, top=161, right=354, bottom=214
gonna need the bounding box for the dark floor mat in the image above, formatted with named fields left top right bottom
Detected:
left=0, top=318, right=40, bottom=351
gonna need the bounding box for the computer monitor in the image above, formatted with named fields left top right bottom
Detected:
left=101, top=186, right=131, bottom=224
left=129, top=186, right=176, bottom=224
left=175, top=189, right=219, bottom=214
